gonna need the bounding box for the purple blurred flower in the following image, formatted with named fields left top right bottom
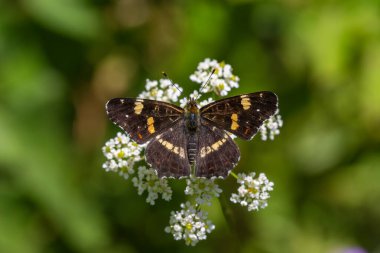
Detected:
left=341, top=247, right=367, bottom=253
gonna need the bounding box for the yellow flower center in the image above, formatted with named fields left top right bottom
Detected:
left=247, top=187, right=258, bottom=194
left=186, top=222, right=193, bottom=230
left=117, top=150, right=125, bottom=158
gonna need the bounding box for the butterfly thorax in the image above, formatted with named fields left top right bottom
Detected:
left=184, top=99, right=200, bottom=132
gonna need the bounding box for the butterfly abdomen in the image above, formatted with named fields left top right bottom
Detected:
left=187, top=134, right=198, bottom=165
left=185, top=112, right=199, bottom=165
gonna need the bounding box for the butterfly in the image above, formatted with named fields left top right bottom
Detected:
left=106, top=91, right=278, bottom=178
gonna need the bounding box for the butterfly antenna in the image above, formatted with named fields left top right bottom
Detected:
left=196, top=68, right=216, bottom=100
left=162, top=72, right=182, bottom=94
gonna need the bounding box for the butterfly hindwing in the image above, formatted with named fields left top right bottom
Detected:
left=200, top=91, right=278, bottom=140
left=106, top=98, right=184, bottom=144
left=195, top=122, right=240, bottom=178
left=145, top=120, right=190, bottom=178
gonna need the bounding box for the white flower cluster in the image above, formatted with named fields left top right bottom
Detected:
left=139, top=79, right=182, bottom=102
left=102, top=132, right=144, bottom=179
left=164, top=177, right=222, bottom=245
left=132, top=166, right=172, bottom=205
left=190, top=58, right=239, bottom=96
left=259, top=114, right=283, bottom=141
left=185, top=177, right=222, bottom=205
left=165, top=202, right=215, bottom=246
left=230, top=172, right=274, bottom=211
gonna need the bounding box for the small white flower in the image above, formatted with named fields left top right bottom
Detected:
left=102, top=132, right=144, bottom=179
left=230, top=172, right=274, bottom=211
left=139, top=78, right=183, bottom=103
left=185, top=177, right=222, bottom=205
left=260, top=113, right=283, bottom=141
left=165, top=202, right=215, bottom=246
left=198, top=97, right=214, bottom=107
left=131, top=166, right=172, bottom=205
left=180, top=92, right=214, bottom=108
left=190, top=58, right=239, bottom=97
left=159, top=79, right=172, bottom=88
left=179, top=90, right=200, bottom=107
left=145, top=79, right=158, bottom=90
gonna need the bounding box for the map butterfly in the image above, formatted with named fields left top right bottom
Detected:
left=106, top=91, right=278, bottom=178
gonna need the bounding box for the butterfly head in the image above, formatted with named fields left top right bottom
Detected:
left=185, top=97, right=199, bottom=114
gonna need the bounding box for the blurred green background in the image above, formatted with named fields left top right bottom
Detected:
left=1, top=0, right=380, bottom=252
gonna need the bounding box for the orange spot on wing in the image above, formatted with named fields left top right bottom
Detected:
left=138, top=133, right=143, bottom=139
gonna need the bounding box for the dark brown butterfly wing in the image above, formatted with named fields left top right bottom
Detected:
left=145, top=120, right=190, bottom=178
left=106, top=98, right=184, bottom=144
left=200, top=91, right=278, bottom=140
left=195, top=121, right=240, bottom=178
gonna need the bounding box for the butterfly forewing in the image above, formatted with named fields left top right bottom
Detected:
left=106, top=98, right=184, bottom=144
left=145, top=120, right=190, bottom=178
left=200, top=91, right=278, bottom=140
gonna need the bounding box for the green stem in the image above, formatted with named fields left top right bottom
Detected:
left=195, top=204, right=201, bottom=212
left=230, top=171, right=238, bottom=179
